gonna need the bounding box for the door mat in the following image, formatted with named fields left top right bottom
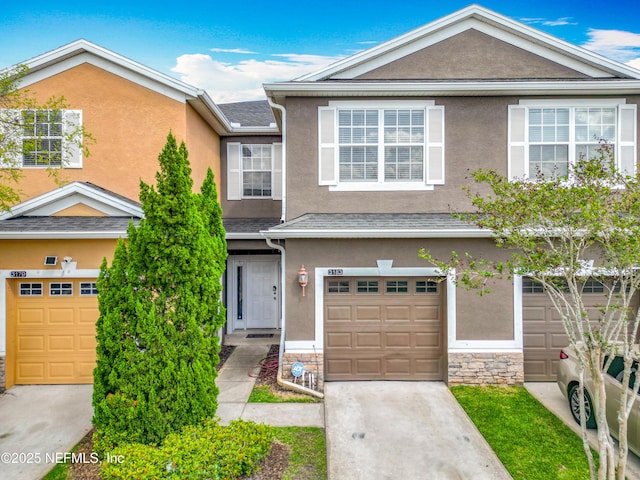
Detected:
left=246, top=333, right=274, bottom=339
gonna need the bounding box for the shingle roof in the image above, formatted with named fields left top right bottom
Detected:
left=264, top=213, right=489, bottom=238
left=0, top=216, right=280, bottom=239
left=218, top=100, right=276, bottom=127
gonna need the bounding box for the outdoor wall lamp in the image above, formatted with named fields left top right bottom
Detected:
left=298, top=265, right=308, bottom=297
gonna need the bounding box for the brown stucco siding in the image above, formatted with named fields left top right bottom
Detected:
left=285, top=96, right=513, bottom=219
left=355, top=30, right=591, bottom=80
left=283, top=237, right=514, bottom=343
left=220, top=136, right=283, bottom=219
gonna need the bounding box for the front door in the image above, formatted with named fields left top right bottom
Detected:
left=246, top=260, right=279, bottom=329
left=227, top=256, right=280, bottom=332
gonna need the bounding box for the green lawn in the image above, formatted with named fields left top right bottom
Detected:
left=248, top=384, right=320, bottom=403
left=451, top=385, right=595, bottom=480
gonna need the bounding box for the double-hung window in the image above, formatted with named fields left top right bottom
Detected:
left=319, top=100, right=444, bottom=190
left=508, top=100, right=636, bottom=179
left=0, top=108, right=83, bottom=168
left=226, top=143, right=282, bottom=200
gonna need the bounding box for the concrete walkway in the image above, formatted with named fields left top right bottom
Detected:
left=215, top=344, right=325, bottom=427
left=324, top=381, right=511, bottom=480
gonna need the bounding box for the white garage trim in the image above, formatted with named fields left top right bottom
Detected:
left=448, top=274, right=523, bottom=352
left=0, top=267, right=100, bottom=356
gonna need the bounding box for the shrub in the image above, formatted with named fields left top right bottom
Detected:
left=100, top=419, right=274, bottom=480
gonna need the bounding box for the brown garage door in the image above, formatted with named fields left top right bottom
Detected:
left=523, top=278, right=639, bottom=381
left=324, top=277, right=444, bottom=381
left=6, top=279, right=99, bottom=386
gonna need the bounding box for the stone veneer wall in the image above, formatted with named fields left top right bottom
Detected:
left=0, top=355, right=5, bottom=392
left=448, top=352, right=524, bottom=385
left=281, top=352, right=324, bottom=392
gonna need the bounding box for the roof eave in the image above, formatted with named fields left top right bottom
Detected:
left=265, top=80, right=640, bottom=99
left=261, top=228, right=493, bottom=239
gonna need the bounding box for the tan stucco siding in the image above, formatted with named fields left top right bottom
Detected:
left=13, top=63, right=207, bottom=203
left=186, top=104, right=221, bottom=193
left=356, top=30, right=590, bottom=80
left=0, top=239, right=117, bottom=270
left=220, top=136, right=282, bottom=219
left=283, top=238, right=514, bottom=343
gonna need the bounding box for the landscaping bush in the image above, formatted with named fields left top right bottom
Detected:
left=100, top=419, right=274, bottom=480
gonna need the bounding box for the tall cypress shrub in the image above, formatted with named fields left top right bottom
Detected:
left=93, top=133, right=226, bottom=447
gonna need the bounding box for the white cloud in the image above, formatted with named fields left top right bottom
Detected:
left=210, top=48, right=257, bottom=54
left=582, top=28, right=640, bottom=69
left=520, top=17, right=577, bottom=27
left=171, top=52, right=344, bottom=103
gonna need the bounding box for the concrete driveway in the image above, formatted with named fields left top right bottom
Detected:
left=0, top=385, right=93, bottom=480
left=324, top=382, right=511, bottom=480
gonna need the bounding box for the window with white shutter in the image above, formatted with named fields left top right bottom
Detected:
left=318, top=100, right=443, bottom=191
left=0, top=108, right=83, bottom=168
left=509, top=100, right=637, bottom=179
left=227, top=142, right=281, bottom=200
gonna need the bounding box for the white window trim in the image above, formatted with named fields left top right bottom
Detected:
left=241, top=144, right=274, bottom=199
left=512, top=98, right=634, bottom=178
left=0, top=108, right=83, bottom=169
left=226, top=142, right=282, bottom=201
left=322, top=100, right=442, bottom=192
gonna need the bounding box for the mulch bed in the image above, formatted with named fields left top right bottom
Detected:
left=67, top=344, right=292, bottom=479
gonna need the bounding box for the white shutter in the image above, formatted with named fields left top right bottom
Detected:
left=227, top=142, right=242, bottom=200
left=63, top=109, right=82, bottom=168
left=508, top=105, right=527, bottom=180
left=425, top=106, right=445, bottom=185
left=272, top=142, right=282, bottom=200
left=618, top=104, right=637, bottom=175
left=318, top=107, right=337, bottom=185
left=0, top=109, right=22, bottom=168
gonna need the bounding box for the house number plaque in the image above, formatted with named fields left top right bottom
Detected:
left=327, top=269, right=343, bottom=276
left=10, top=271, right=27, bottom=278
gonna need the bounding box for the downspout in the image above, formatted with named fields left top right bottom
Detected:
left=267, top=98, right=286, bottom=223
left=266, top=236, right=324, bottom=399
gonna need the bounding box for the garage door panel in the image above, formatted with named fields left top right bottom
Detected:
left=326, top=305, right=351, bottom=322
left=18, top=336, right=45, bottom=352
left=325, top=277, right=443, bottom=381
left=79, top=335, right=97, bottom=351
left=385, top=332, right=411, bottom=347
left=415, top=305, right=440, bottom=321
left=523, top=284, right=639, bottom=381
left=10, top=279, right=98, bottom=385
left=48, top=335, right=76, bottom=352
left=18, top=309, right=45, bottom=325
left=355, top=332, right=382, bottom=348
left=415, top=332, right=441, bottom=348
left=523, top=332, right=547, bottom=348
left=79, top=308, right=99, bottom=323
left=326, top=332, right=352, bottom=348
left=49, top=308, right=75, bottom=324
left=354, top=305, right=381, bottom=322
left=385, top=305, right=410, bottom=321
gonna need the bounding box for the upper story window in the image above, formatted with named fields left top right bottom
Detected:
left=226, top=142, right=282, bottom=201
left=0, top=108, right=83, bottom=169
left=508, top=100, right=636, bottom=179
left=319, top=100, right=444, bottom=191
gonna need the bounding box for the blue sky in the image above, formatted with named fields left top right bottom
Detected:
left=2, top=0, right=640, bottom=103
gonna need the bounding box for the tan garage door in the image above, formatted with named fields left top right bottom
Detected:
left=523, top=278, right=639, bottom=381
left=7, top=279, right=99, bottom=385
left=324, top=277, right=444, bottom=381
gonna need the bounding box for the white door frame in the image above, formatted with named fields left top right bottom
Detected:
left=226, top=255, right=281, bottom=334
